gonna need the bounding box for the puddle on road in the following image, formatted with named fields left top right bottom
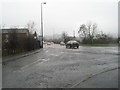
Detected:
left=45, top=51, right=49, bottom=53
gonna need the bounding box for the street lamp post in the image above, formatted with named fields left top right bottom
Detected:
left=41, top=2, right=46, bottom=48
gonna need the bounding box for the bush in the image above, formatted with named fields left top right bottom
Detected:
left=2, top=33, right=41, bottom=56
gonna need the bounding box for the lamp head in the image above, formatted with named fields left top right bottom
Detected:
left=43, top=2, right=46, bottom=4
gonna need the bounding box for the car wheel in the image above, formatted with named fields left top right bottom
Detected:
left=66, top=46, right=68, bottom=48
left=68, top=45, right=71, bottom=48
left=66, top=45, right=69, bottom=48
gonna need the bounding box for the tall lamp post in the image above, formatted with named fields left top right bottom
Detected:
left=41, top=2, right=46, bottom=48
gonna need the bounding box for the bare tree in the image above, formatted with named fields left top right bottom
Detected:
left=87, top=22, right=97, bottom=44
left=61, top=32, right=68, bottom=43
left=27, top=21, right=36, bottom=34
left=78, top=22, right=98, bottom=44
left=78, top=24, right=88, bottom=39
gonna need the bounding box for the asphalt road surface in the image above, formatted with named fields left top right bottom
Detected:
left=3, top=44, right=119, bottom=88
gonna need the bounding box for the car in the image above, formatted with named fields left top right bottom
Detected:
left=43, top=41, right=47, bottom=44
left=47, top=42, right=51, bottom=45
left=50, top=42, right=54, bottom=44
left=60, top=41, right=65, bottom=45
left=66, top=40, right=79, bottom=49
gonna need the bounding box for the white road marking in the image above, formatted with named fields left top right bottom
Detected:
left=13, top=58, right=50, bottom=73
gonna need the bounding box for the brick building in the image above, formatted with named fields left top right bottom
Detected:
left=2, top=28, right=29, bottom=41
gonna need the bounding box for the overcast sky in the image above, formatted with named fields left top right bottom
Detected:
left=1, top=0, right=119, bottom=37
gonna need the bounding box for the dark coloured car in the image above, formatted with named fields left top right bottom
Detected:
left=66, top=40, right=79, bottom=49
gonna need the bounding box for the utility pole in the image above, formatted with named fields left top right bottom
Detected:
left=41, top=2, right=46, bottom=48
left=73, top=30, right=75, bottom=39
left=52, top=29, right=55, bottom=41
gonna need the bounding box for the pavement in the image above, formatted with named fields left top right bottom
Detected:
left=2, top=49, right=43, bottom=63
left=2, top=44, right=119, bottom=88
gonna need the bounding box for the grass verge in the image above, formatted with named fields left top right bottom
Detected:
left=80, top=44, right=118, bottom=46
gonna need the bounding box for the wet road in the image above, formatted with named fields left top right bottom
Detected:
left=3, top=44, right=119, bottom=88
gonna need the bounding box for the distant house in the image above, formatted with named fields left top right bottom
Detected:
left=2, top=28, right=29, bottom=41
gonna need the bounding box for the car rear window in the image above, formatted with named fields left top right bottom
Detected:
left=67, top=41, right=77, bottom=43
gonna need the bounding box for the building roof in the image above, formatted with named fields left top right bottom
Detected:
left=2, top=28, right=29, bottom=34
